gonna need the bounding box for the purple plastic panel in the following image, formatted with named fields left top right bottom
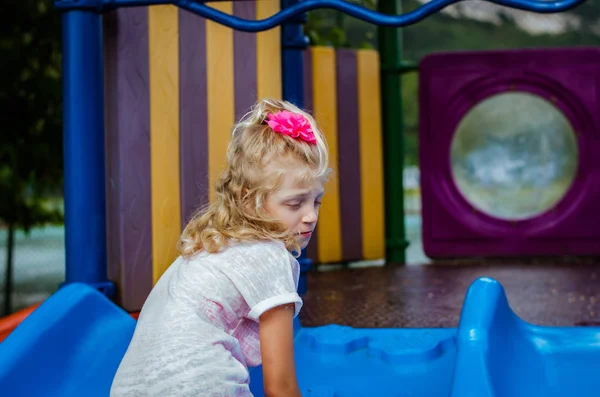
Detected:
left=419, top=47, right=600, bottom=258
left=233, top=0, right=257, bottom=121
left=303, top=49, right=319, bottom=261
left=103, top=8, right=153, bottom=310
left=336, top=50, right=363, bottom=261
left=179, top=9, right=209, bottom=228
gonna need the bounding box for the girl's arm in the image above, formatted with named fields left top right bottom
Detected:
left=259, top=303, right=302, bottom=397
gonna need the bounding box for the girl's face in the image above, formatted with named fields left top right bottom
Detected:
left=264, top=168, right=325, bottom=250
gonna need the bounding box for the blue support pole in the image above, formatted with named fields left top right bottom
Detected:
left=281, top=0, right=311, bottom=294
left=61, top=10, right=115, bottom=297
left=281, top=0, right=308, bottom=105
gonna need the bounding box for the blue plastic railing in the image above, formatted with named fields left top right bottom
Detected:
left=56, top=0, right=588, bottom=32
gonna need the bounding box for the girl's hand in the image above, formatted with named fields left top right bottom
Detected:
left=259, top=303, right=302, bottom=397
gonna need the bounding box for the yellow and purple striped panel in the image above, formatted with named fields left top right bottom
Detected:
left=104, top=9, right=383, bottom=310
left=104, top=2, right=282, bottom=311
left=304, top=47, right=385, bottom=265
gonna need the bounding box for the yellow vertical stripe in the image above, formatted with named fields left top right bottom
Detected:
left=357, top=49, right=385, bottom=260
left=206, top=2, right=235, bottom=203
left=149, top=6, right=181, bottom=282
left=312, top=47, right=342, bottom=263
left=256, top=0, right=281, bottom=99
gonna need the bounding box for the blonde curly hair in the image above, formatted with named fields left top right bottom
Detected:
left=178, top=98, right=330, bottom=258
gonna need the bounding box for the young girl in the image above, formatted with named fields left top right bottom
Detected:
left=110, top=99, right=329, bottom=397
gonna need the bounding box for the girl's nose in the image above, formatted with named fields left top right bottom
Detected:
left=302, top=208, right=317, bottom=224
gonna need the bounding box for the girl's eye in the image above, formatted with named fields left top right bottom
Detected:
left=315, top=200, right=322, bottom=207
left=287, top=202, right=302, bottom=209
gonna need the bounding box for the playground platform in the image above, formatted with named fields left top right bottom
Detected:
left=301, top=259, right=600, bottom=328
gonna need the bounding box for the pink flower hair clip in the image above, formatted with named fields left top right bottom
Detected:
left=266, top=110, right=317, bottom=145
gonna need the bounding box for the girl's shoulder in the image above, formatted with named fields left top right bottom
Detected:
left=187, top=239, right=287, bottom=259
left=221, top=239, right=298, bottom=268
left=184, top=239, right=296, bottom=271
left=225, top=239, right=291, bottom=259
left=185, top=239, right=289, bottom=260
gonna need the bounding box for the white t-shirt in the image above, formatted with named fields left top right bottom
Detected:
left=110, top=240, right=302, bottom=397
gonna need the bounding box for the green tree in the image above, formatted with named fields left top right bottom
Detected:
left=0, top=0, right=63, bottom=315
left=305, top=0, right=377, bottom=48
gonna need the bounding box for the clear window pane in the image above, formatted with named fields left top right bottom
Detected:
left=451, top=92, right=579, bottom=221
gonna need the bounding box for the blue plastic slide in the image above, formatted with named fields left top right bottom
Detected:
left=1, top=278, right=599, bottom=396
left=0, top=284, right=136, bottom=396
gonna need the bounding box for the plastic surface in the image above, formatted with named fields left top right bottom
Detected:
left=2, top=278, right=600, bottom=396
left=252, top=277, right=600, bottom=396
left=0, top=283, right=136, bottom=397
left=451, top=277, right=600, bottom=397
left=419, top=47, right=600, bottom=258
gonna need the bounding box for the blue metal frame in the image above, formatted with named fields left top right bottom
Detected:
left=57, top=0, right=587, bottom=31
left=281, top=0, right=308, bottom=106
left=54, top=0, right=588, bottom=296
left=60, top=10, right=115, bottom=297
left=280, top=0, right=311, bottom=294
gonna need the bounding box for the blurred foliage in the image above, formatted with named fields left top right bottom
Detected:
left=0, top=0, right=64, bottom=231
left=1, top=0, right=63, bottom=313
left=305, top=0, right=377, bottom=48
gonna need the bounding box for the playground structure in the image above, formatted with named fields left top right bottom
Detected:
left=103, top=4, right=386, bottom=309
left=420, top=47, right=600, bottom=258
left=1, top=0, right=600, bottom=396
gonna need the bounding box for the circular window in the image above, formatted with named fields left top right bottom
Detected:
left=450, top=92, right=579, bottom=221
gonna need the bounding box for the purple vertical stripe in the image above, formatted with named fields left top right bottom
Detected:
left=336, top=50, right=363, bottom=261
left=303, top=49, right=319, bottom=263
left=179, top=10, right=209, bottom=227
left=303, top=49, right=314, bottom=113
left=104, top=11, right=118, bottom=286
left=104, top=8, right=153, bottom=311
left=233, top=1, right=257, bottom=120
